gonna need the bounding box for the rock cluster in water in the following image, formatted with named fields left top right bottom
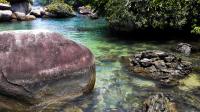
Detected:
left=0, top=30, right=96, bottom=103
left=128, top=50, right=192, bottom=86
left=141, top=93, right=177, bottom=112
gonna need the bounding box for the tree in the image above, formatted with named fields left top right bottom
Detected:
left=94, top=0, right=200, bottom=33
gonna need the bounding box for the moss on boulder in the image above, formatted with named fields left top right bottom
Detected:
left=0, top=0, right=8, bottom=3
left=46, top=2, right=76, bottom=18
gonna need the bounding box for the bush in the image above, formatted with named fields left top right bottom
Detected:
left=0, top=0, right=8, bottom=3
left=64, top=0, right=94, bottom=8
left=46, top=2, right=75, bottom=17
left=191, top=26, right=200, bottom=35
left=94, top=0, right=200, bottom=32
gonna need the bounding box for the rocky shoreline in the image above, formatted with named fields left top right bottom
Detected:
left=0, top=0, right=98, bottom=22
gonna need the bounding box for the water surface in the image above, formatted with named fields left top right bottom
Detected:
left=0, top=16, right=200, bottom=112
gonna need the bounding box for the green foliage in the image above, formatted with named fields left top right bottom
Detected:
left=64, top=0, right=95, bottom=8
left=191, top=26, right=200, bottom=35
left=52, top=0, right=64, bottom=3
left=40, top=0, right=95, bottom=8
left=94, top=0, right=200, bottom=32
left=0, top=0, right=8, bottom=3
left=46, top=2, right=75, bottom=17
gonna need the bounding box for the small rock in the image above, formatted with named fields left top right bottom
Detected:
left=141, top=93, right=177, bottom=112
left=14, top=12, right=26, bottom=21
left=10, top=13, right=17, bottom=19
left=164, top=56, right=176, bottom=63
left=176, top=43, right=192, bottom=56
left=30, top=7, right=45, bottom=17
left=153, top=60, right=166, bottom=70
left=0, top=10, right=12, bottom=21
left=25, top=15, right=36, bottom=20
left=141, top=51, right=158, bottom=58
left=0, top=3, right=11, bottom=10
left=140, top=58, right=152, bottom=67
left=78, top=6, right=92, bottom=15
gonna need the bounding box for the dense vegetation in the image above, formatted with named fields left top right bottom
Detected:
left=0, top=0, right=8, bottom=3
left=2, top=0, right=200, bottom=35
left=93, top=0, right=200, bottom=34
left=38, top=0, right=94, bottom=8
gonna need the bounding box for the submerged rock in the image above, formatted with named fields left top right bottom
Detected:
left=141, top=93, right=177, bottom=112
left=176, top=43, right=192, bottom=56
left=0, top=30, right=96, bottom=103
left=126, top=50, right=192, bottom=86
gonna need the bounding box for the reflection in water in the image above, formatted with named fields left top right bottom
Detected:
left=0, top=16, right=200, bottom=112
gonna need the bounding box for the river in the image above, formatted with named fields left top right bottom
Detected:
left=0, top=16, right=200, bottom=112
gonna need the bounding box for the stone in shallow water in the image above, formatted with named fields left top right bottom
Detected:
left=176, top=43, right=192, bottom=56
left=125, top=50, right=192, bottom=87
left=0, top=30, right=96, bottom=103
left=140, top=93, right=177, bottom=112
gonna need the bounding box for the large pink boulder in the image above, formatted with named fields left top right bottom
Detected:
left=0, top=30, right=95, bottom=103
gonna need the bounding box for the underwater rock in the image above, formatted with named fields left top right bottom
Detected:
left=141, top=93, right=177, bottom=112
left=0, top=30, right=96, bottom=103
left=176, top=43, right=192, bottom=56
left=127, top=50, right=192, bottom=87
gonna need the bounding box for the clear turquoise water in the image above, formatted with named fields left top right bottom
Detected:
left=0, top=16, right=200, bottom=112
